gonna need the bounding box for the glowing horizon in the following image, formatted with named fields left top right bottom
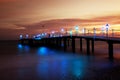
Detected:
left=0, top=0, right=120, bottom=39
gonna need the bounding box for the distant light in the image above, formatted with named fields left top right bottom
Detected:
left=26, top=34, right=29, bottom=38
left=45, top=33, right=47, bottom=35
left=70, top=30, right=72, bottom=35
left=82, top=28, right=85, bottom=33
left=61, top=28, right=64, bottom=32
left=20, top=35, right=23, bottom=39
left=33, top=36, right=36, bottom=38
left=106, top=24, right=109, bottom=27
left=35, top=37, right=41, bottom=40
left=52, top=31, right=55, bottom=34
left=36, top=34, right=41, bottom=37
left=105, top=24, right=110, bottom=30
left=42, top=33, right=44, bottom=36
left=75, top=25, right=79, bottom=30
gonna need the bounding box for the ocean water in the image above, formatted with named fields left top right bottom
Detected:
left=0, top=40, right=120, bottom=80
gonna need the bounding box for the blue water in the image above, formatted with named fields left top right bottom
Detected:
left=0, top=41, right=119, bottom=80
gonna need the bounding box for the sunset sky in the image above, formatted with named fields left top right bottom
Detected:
left=0, top=0, right=120, bottom=40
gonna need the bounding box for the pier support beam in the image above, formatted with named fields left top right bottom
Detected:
left=63, top=37, right=67, bottom=51
left=28, top=39, right=33, bottom=46
left=91, top=40, right=94, bottom=54
left=67, top=39, right=70, bottom=47
left=58, top=38, right=61, bottom=48
left=56, top=38, right=59, bottom=47
left=72, top=37, right=75, bottom=53
left=86, top=39, right=90, bottom=55
left=108, top=41, right=114, bottom=60
left=80, top=38, right=82, bottom=52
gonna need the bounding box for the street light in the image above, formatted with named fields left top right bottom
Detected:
left=82, top=28, right=86, bottom=35
left=52, top=31, right=55, bottom=34
left=75, top=25, right=79, bottom=35
left=61, top=28, right=64, bottom=32
left=61, top=28, right=64, bottom=36
left=75, top=25, right=79, bottom=30
left=51, top=31, right=55, bottom=37
left=70, top=30, right=72, bottom=37
left=93, top=27, right=96, bottom=38
left=105, top=24, right=110, bottom=37
left=26, top=34, right=29, bottom=39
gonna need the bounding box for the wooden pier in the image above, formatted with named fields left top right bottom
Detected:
left=19, top=35, right=120, bottom=60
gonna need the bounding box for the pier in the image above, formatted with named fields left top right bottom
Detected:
left=20, top=35, right=120, bottom=60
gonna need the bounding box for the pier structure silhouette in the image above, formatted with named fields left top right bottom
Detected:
left=20, top=36, right=120, bottom=61
left=19, top=25, right=120, bottom=60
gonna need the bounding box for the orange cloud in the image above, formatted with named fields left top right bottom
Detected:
left=15, top=15, right=120, bottom=33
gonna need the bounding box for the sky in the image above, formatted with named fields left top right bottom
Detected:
left=0, top=0, right=120, bottom=40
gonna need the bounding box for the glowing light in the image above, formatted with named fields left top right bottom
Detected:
left=18, top=44, right=23, bottom=49
left=70, top=30, right=72, bottom=36
left=37, top=34, right=41, bottom=37
left=75, top=25, right=79, bottom=31
left=42, top=33, right=44, bottom=36
left=52, top=31, right=55, bottom=34
left=26, top=34, right=29, bottom=38
left=82, top=28, right=86, bottom=34
left=61, top=28, right=64, bottom=32
left=33, top=36, right=36, bottom=38
left=60, top=34, right=63, bottom=37
left=37, top=47, right=49, bottom=55
left=45, top=33, right=47, bottom=35
left=20, top=35, right=23, bottom=39
left=35, top=37, right=41, bottom=40
left=105, top=24, right=110, bottom=30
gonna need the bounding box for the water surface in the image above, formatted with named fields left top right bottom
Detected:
left=0, top=41, right=120, bottom=80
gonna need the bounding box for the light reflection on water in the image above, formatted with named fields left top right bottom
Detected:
left=18, top=44, right=23, bottom=49
left=36, top=55, right=87, bottom=80
left=17, top=44, right=87, bottom=79
left=17, top=44, right=30, bottom=55
left=15, top=44, right=116, bottom=80
left=37, top=47, right=51, bottom=55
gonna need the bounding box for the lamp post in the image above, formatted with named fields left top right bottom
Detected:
left=82, top=28, right=84, bottom=35
left=70, top=30, right=72, bottom=37
left=61, top=28, right=64, bottom=36
left=51, top=31, right=55, bottom=37
left=106, top=24, right=109, bottom=37
left=26, top=34, right=29, bottom=39
left=93, top=27, right=96, bottom=37
left=82, top=28, right=86, bottom=36
left=75, top=25, right=79, bottom=36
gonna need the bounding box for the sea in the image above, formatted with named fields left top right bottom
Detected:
left=0, top=40, right=120, bottom=80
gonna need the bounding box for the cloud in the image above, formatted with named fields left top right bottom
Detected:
left=0, top=15, right=120, bottom=40
left=17, top=15, right=119, bottom=26
left=0, top=23, right=26, bottom=30
left=14, top=15, right=120, bottom=35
